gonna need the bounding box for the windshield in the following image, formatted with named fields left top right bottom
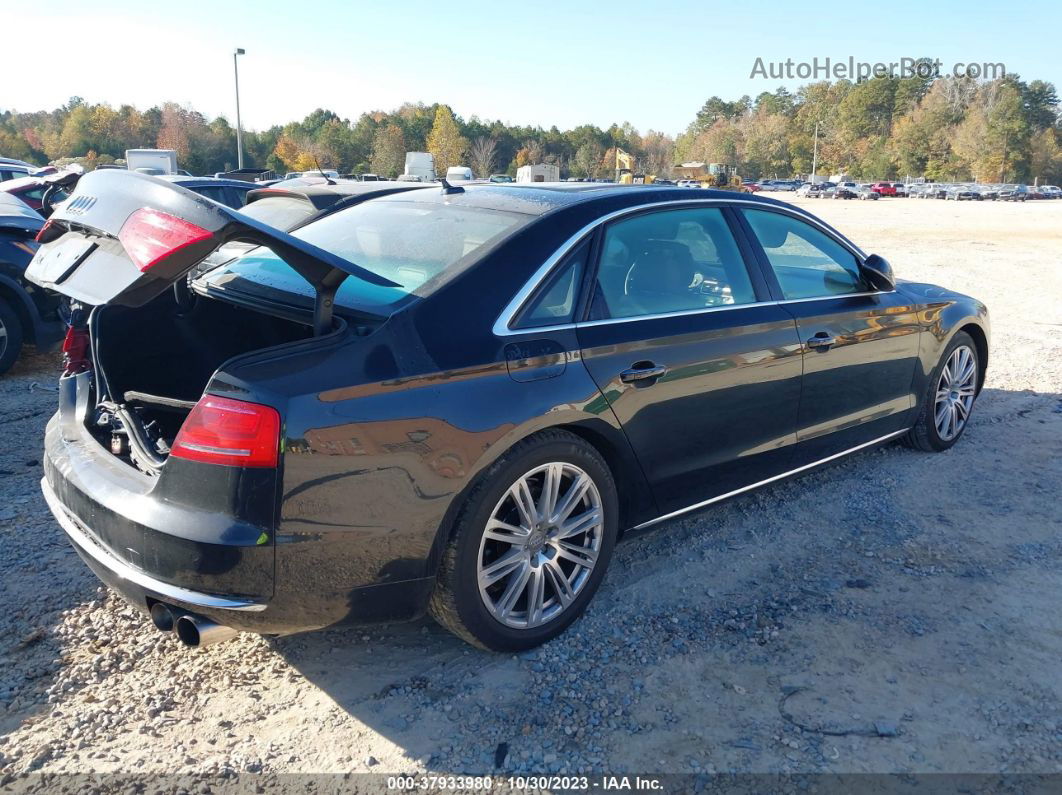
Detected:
left=201, top=199, right=528, bottom=314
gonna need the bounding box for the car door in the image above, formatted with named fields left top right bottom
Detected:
left=738, top=207, right=922, bottom=460
left=575, top=205, right=804, bottom=515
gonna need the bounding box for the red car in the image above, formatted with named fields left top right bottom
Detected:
left=870, top=182, right=897, bottom=196
left=742, top=182, right=762, bottom=193
left=0, top=176, right=67, bottom=211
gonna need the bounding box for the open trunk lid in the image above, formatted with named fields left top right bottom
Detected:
left=27, top=169, right=397, bottom=333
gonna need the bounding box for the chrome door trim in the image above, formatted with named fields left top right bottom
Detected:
left=630, top=429, right=907, bottom=531
left=493, top=197, right=875, bottom=337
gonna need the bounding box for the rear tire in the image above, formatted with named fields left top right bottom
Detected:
left=0, top=298, right=24, bottom=376
left=429, top=429, right=618, bottom=651
left=904, top=331, right=980, bottom=452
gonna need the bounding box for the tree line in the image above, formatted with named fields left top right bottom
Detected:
left=2, top=68, right=1059, bottom=183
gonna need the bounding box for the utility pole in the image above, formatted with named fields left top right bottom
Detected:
left=811, top=121, right=819, bottom=183
left=233, top=48, right=246, bottom=169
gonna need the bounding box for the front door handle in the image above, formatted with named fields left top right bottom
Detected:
left=806, top=333, right=836, bottom=350
left=620, top=362, right=668, bottom=384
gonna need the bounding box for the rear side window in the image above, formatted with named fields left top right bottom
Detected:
left=514, top=239, right=589, bottom=328
left=742, top=209, right=867, bottom=300
left=590, top=207, right=756, bottom=321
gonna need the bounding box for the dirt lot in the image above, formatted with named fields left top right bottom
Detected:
left=1, top=196, right=1060, bottom=784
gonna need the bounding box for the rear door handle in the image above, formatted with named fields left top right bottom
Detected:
left=806, top=333, right=836, bottom=350
left=620, top=363, right=667, bottom=383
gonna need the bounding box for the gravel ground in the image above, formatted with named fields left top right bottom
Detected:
left=0, top=197, right=1060, bottom=784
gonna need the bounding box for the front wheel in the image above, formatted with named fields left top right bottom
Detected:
left=904, top=332, right=980, bottom=452
left=430, top=430, right=618, bottom=650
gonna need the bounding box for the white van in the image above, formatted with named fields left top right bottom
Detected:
left=445, top=166, right=473, bottom=181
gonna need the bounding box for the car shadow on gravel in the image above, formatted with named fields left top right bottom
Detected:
left=264, top=386, right=1062, bottom=774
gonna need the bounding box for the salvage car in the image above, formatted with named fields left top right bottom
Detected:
left=29, top=172, right=990, bottom=651
left=0, top=193, right=65, bottom=373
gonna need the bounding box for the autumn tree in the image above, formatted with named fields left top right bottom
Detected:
left=426, top=105, right=468, bottom=176
left=368, top=124, right=405, bottom=177
left=468, top=136, right=497, bottom=177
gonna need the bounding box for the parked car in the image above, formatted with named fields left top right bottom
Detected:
left=0, top=175, right=70, bottom=211
left=1024, top=186, right=1045, bottom=200
left=869, top=182, right=897, bottom=196
left=854, top=185, right=880, bottom=200
left=946, top=185, right=982, bottom=201
left=1039, top=185, right=1061, bottom=199
left=998, top=184, right=1029, bottom=202
left=797, top=181, right=835, bottom=198
left=742, top=182, right=762, bottom=193
left=891, top=182, right=907, bottom=197
left=0, top=193, right=65, bottom=373
left=489, top=174, right=515, bottom=183
left=833, top=182, right=859, bottom=199
left=1, top=163, right=33, bottom=183
left=28, top=174, right=990, bottom=651
left=156, top=175, right=257, bottom=208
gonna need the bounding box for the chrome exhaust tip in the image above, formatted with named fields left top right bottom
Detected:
left=150, top=602, right=176, bottom=632
left=175, top=614, right=239, bottom=648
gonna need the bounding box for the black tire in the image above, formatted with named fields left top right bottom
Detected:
left=0, top=298, right=25, bottom=376
left=904, top=331, right=980, bottom=452
left=429, top=429, right=619, bottom=651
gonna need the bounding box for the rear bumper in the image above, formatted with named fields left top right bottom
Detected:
left=42, top=477, right=265, bottom=612
left=42, top=410, right=436, bottom=635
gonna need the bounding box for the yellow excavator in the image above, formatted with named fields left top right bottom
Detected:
left=614, top=148, right=655, bottom=184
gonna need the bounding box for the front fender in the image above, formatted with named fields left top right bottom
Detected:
left=898, top=282, right=990, bottom=404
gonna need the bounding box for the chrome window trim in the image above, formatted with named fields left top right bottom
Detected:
left=493, top=198, right=875, bottom=337
left=631, top=429, right=907, bottom=531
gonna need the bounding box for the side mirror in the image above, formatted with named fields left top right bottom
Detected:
left=862, top=253, right=895, bottom=290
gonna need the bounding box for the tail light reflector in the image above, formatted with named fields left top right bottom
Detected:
left=170, top=396, right=280, bottom=468
left=118, top=208, right=212, bottom=272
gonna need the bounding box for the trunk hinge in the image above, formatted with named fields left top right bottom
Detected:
left=313, top=270, right=348, bottom=336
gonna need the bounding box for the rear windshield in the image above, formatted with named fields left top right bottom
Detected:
left=239, top=195, right=318, bottom=231
left=201, top=199, right=528, bottom=314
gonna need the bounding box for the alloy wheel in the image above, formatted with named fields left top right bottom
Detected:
left=477, top=462, right=603, bottom=629
left=934, top=345, right=977, bottom=441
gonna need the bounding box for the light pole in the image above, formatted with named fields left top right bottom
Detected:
left=233, top=48, right=246, bottom=169
left=810, top=121, right=819, bottom=183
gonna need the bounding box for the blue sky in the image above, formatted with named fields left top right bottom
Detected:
left=4, top=0, right=1060, bottom=135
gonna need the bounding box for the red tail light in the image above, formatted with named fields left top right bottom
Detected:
left=61, top=326, right=91, bottom=376
left=118, top=208, right=212, bottom=272
left=35, top=219, right=55, bottom=243
left=170, top=396, right=280, bottom=468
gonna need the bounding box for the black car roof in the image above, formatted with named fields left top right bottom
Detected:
left=158, top=175, right=255, bottom=189
left=372, top=183, right=788, bottom=216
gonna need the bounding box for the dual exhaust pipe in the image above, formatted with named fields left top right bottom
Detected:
left=150, top=602, right=239, bottom=648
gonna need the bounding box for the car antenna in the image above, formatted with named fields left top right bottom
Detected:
left=439, top=177, right=464, bottom=195
left=313, top=156, right=336, bottom=185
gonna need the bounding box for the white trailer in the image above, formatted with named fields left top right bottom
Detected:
left=125, top=149, right=178, bottom=175
left=404, top=152, right=436, bottom=182
left=516, top=164, right=559, bottom=183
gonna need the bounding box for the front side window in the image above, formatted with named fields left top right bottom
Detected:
left=742, top=209, right=867, bottom=300
left=590, top=207, right=756, bottom=320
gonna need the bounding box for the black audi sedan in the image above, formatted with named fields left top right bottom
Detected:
left=28, top=170, right=989, bottom=651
